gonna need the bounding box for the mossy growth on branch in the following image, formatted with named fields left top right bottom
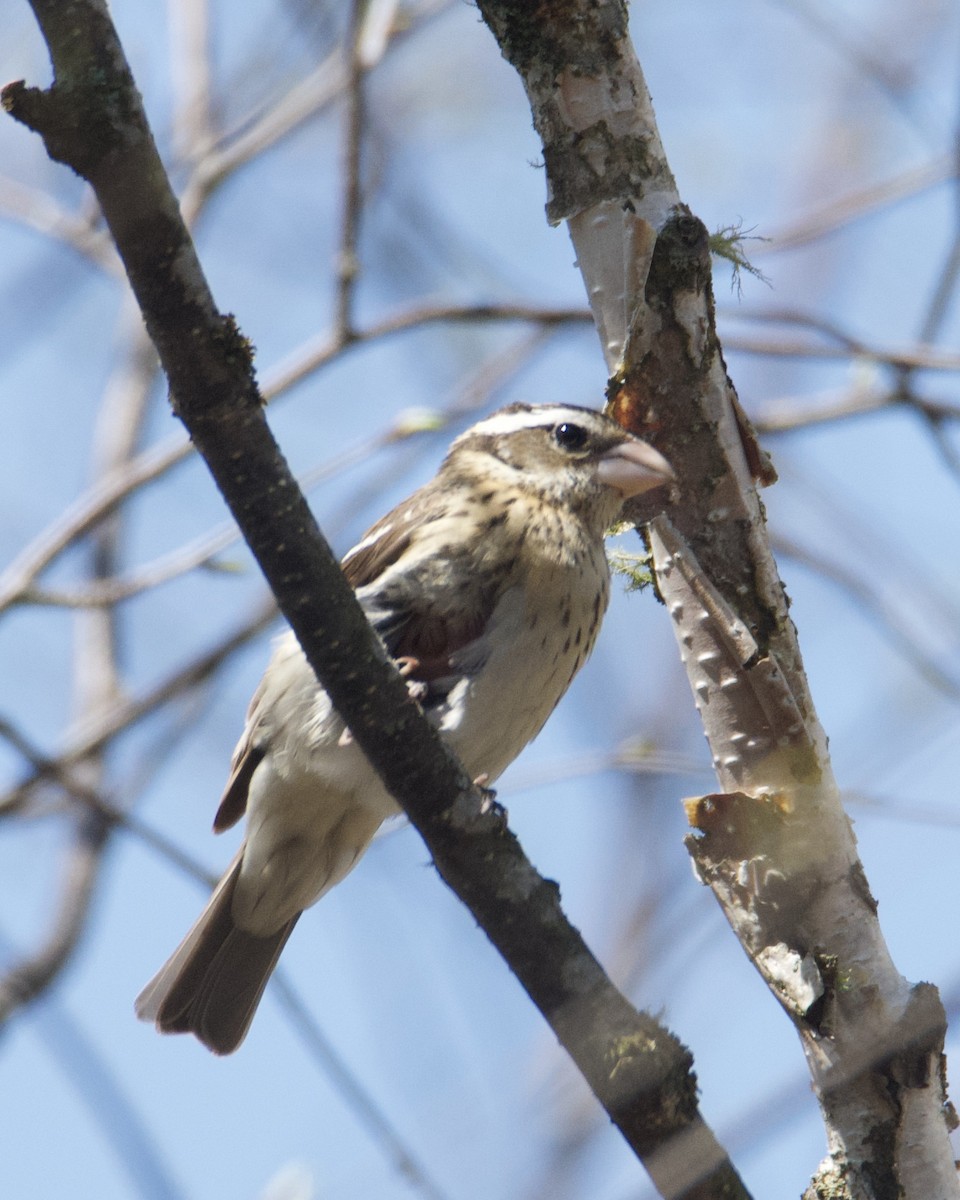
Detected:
left=709, top=220, right=770, bottom=295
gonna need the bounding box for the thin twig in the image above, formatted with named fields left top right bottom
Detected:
left=264, top=301, right=592, bottom=398
left=722, top=332, right=960, bottom=373
left=334, top=0, right=369, bottom=340
left=177, top=2, right=449, bottom=227
left=168, top=0, right=216, bottom=162
left=0, top=599, right=278, bottom=816
left=752, top=380, right=960, bottom=435
left=922, top=410, right=960, bottom=486
left=772, top=531, right=960, bottom=700
left=272, top=975, right=456, bottom=1200
left=917, top=98, right=960, bottom=346
left=178, top=47, right=347, bottom=226
left=758, top=154, right=954, bottom=253
left=0, top=432, right=190, bottom=615
left=0, top=953, right=188, bottom=1200
left=0, top=300, right=590, bottom=614
left=0, top=173, right=117, bottom=269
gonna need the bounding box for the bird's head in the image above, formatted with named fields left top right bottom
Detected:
left=443, top=403, right=674, bottom=534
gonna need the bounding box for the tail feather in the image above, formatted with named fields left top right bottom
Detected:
left=135, top=850, right=299, bottom=1056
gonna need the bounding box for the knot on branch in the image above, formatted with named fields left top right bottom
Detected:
left=647, top=208, right=712, bottom=298
left=684, top=789, right=809, bottom=916
left=682, top=788, right=851, bottom=1026
left=881, top=983, right=949, bottom=1093
left=2, top=73, right=140, bottom=180
left=595, top=1016, right=699, bottom=1142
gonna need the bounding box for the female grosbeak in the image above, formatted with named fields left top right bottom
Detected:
left=137, top=403, right=672, bottom=1053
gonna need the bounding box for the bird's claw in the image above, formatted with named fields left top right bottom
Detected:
left=395, top=656, right=428, bottom=703
left=473, top=774, right=507, bottom=827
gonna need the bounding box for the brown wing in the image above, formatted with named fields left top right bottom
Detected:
left=341, top=510, right=415, bottom=589
left=211, top=668, right=275, bottom=832
left=209, top=506, right=426, bottom=831
left=213, top=742, right=264, bottom=832
left=344, top=488, right=497, bottom=688
left=211, top=483, right=492, bottom=829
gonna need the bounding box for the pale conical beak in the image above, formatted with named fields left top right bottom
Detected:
left=596, top=439, right=675, bottom=498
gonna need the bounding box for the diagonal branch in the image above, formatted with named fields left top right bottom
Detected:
left=4, top=4, right=745, bottom=1196
left=473, top=2, right=958, bottom=1197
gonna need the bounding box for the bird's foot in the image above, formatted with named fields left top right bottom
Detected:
left=396, top=655, right=428, bottom=702
left=473, top=774, right=507, bottom=826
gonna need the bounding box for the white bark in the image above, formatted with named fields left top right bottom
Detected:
left=477, top=1, right=958, bottom=1194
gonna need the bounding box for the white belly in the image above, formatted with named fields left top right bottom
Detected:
left=233, top=554, right=608, bottom=933
left=439, top=568, right=608, bottom=783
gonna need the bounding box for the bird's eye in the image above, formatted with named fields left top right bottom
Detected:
left=553, top=422, right=589, bottom=452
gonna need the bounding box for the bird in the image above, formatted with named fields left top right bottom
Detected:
left=135, top=402, right=673, bottom=1054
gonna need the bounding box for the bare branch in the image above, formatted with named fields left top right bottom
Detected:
left=722, top=331, right=960, bottom=373
left=271, top=975, right=455, bottom=1200
left=0, top=299, right=590, bottom=615
left=773, top=532, right=960, bottom=701
left=9, top=980, right=187, bottom=1200
left=0, top=297, right=162, bottom=1031
left=176, top=2, right=449, bottom=227
left=167, top=0, right=215, bottom=162
left=916, top=101, right=960, bottom=346
left=0, top=598, right=277, bottom=817
left=5, top=8, right=728, bottom=1193
left=334, top=0, right=370, bottom=340
left=0, top=430, right=191, bottom=615
left=178, top=46, right=346, bottom=226
left=752, top=382, right=897, bottom=433
left=474, top=1, right=958, bottom=1195
left=0, top=172, right=117, bottom=268
left=759, top=154, right=955, bottom=253
left=0, top=806, right=109, bottom=1022
left=752, top=379, right=960, bottom=435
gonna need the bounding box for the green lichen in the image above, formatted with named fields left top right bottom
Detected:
left=607, top=1031, right=658, bottom=1082
left=710, top=220, right=770, bottom=296
left=608, top=547, right=654, bottom=592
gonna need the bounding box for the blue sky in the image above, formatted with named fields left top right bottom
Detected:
left=1, top=2, right=960, bottom=1198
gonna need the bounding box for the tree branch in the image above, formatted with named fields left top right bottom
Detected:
left=4, top=3, right=744, bottom=1196
left=473, top=1, right=958, bottom=1196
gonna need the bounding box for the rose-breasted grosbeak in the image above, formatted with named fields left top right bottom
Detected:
left=136, top=403, right=673, bottom=1053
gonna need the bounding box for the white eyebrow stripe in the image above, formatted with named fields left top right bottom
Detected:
left=464, top=406, right=598, bottom=440
left=342, top=522, right=394, bottom=562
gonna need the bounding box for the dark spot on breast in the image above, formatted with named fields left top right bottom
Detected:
left=484, top=511, right=509, bottom=532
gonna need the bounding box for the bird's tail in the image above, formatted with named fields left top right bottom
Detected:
left=135, top=849, right=299, bottom=1056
